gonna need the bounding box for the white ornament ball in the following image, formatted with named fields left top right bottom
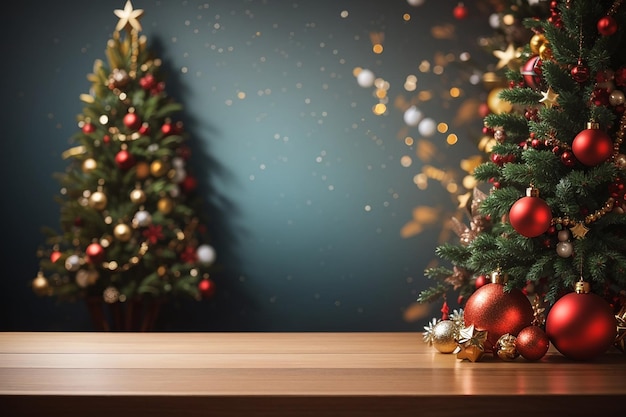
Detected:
left=172, top=167, right=186, bottom=184
left=418, top=117, right=436, bottom=137
left=556, top=241, right=573, bottom=258
left=489, top=13, right=501, bottom=29
left=133, top=210, right=152, bottom=228
left=403, top=105, right=423, bottom=126
left=197, top=244, right=217, bottom=266
left=557, top=230, right=570, bottom=242
left=406, top=0, right=425, bottom=6
left=65, top=254, right=82, bottom=272
left=356, top=69, right=375, bottom=88
left=172, top=157, right=185, bottom=169
left=75, top=269, right=91, bottom=288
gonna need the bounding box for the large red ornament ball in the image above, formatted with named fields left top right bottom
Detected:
left=464, top=283, right=534, bottom=350
left=509, top=196, right=552, bottom=238
left=516, top=325, right=550, bottom=361
left=571, top=127, right=613, bottom=166
left=520, top=56, right=542, bottom=89
left=546, top=291, right=617, bottom=361
left=123, top=113, right=142, bottom=130
left=85, top=243, right=105, bottom=263
left=115, top=149, right=136, bottom=170
left=597, top=15, right=618, bottom=36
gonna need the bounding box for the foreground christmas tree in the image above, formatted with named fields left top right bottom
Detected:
left=422, top=0, right=626, bottom=361
left=32, top=1, right=217, bottom=330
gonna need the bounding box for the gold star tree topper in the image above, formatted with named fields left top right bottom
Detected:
left=114, top=0, right=144, bottom=33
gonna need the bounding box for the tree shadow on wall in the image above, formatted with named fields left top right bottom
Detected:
left=148, top=37, right=259, bottom=331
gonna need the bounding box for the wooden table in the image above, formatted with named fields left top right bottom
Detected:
left=0, top=332, right=624, bottom=416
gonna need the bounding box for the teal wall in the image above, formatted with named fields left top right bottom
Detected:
left=0, top=0, right=490, bottom=331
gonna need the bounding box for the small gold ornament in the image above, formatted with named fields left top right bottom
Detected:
left=487, top=88, right=513, bottom=114
left=454, top=324, right=487, bottom=362
left=495, top=334, right=519, bottom=361
left=432, top=320, right=458, bottom=353
left=135, top=161, right=150, bottom=179
left=130, top=188, right=146, bottom=204
left=103, top=286, right=120, bottom=304
left=615, top=154, right=626, bottom=169
left=157, top=197, right=174, bottom=214
left=150, top=160, right=169, bottom=177
left=32, top=271, right=50, bottom=296
left=529, top=33, right=546, bottom=55
left=538, top=43, right=553, bottom=61
left=88, top=191, right=108, bottom=211
left=82, top=158, right=98, bottom=173
left=113, top=223, right=133, bottom=242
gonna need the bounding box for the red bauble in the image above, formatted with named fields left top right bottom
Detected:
left=115, top=149, right=136, bottom=170
left=520, top=56, right=542, bottom=89
left=453, top=3, right=468, bottom=20
left=546, top=291, right=617, bottom=361
left=85, top=243, right=105, bottom=263
left=597, top=15, right=618, bottom=36
left=516, top=325, right=550, bottom=361
left=198, top=278, right=216, bottom=298
left=161, top=122, right=174, bottom=135
left=571, top=126, right=613, bottom=166
left=463, top=282, right=534, bottom=350
left=509, top=196, right=552, bottom=238
left=123, top=113, right=141, bottom=130
left=181, top=175, right=198, bottom=193
left=475, top=274, right=488, bottom=289
left=50, top=251, right=62, bottom=263
left=82, top=123, right=96, bottom=134
left=570, top=62, right=589, bottom=83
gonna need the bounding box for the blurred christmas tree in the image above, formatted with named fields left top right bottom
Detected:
left=32, top=1, right=217, bottom=330
left=421, top=0, right=626, bottom=360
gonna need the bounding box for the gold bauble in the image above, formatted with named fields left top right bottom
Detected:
left=432, top=320, right=458, bottom=354
left=130, top=188, right=146, bottom=204
left=157, top=197, right=174, bottom=214
left=135, top=161, right=150, bottom=179
left=32, top=272, right=50, bottom=296
left=487, top=88, right=513, bottom=114
left=88, top=191, right=108, bottom=211
left=82, top=158, right=98, bottom=173
left=615, top=154, right=626, bottom=169
left=150, top=160, right=169, bottom=177
left=113, top=223, right=133, bottom=242
left=529, top=33, right=546, bottom=55
left=538, top=43, right=553, bottom=61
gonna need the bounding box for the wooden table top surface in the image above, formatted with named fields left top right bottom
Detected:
left=1, top=332, right=625, bottom=416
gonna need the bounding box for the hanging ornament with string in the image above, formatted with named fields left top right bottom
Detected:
left=598, top=0, right=623, bottom=36
left=546, top=280, right=617, bottom=361
left=509, top=186, right=552, bottom=238
left=571, top=22, right=589, bottom=83
left=571, top=122, right=613, bottom=166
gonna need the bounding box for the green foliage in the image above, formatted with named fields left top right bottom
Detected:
left=422, top=0, right=626, bottom=311
left=35, top=26, right=217, bottom=306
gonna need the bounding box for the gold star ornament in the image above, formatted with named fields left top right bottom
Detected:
left=114, top=0, right=144, bottom=33
left=540, top=86, right=559, bottom=108
left=454, top=324, right=487, bottom=362
left=493, top=44, right=519, bottom=70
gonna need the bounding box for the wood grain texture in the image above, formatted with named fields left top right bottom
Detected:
left=0, top=332, right=624, bottom=417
